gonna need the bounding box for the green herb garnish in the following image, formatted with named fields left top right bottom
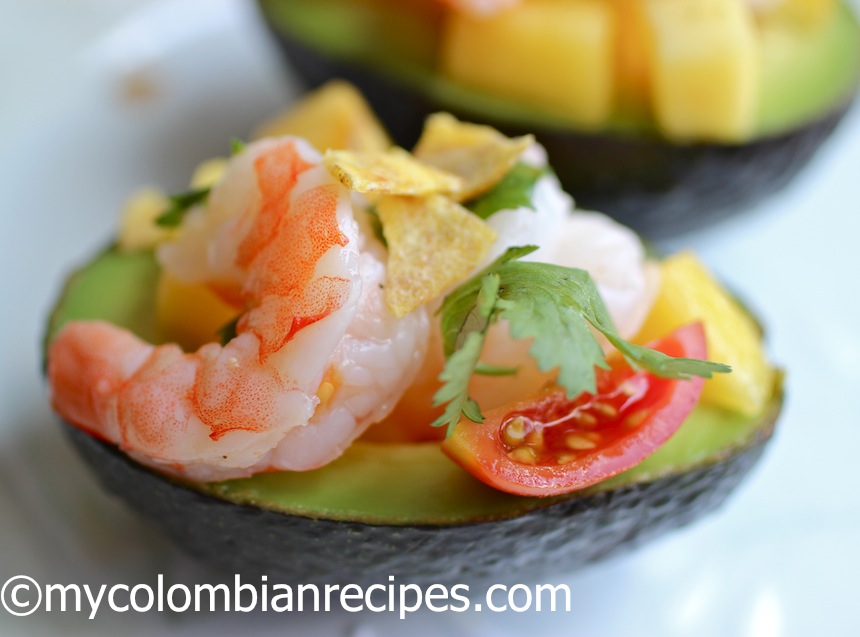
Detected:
left=365, top=205, right=387, bottom=247
left=155, top=187, right=210, bottom=228
left=431, top=246, right=731, bottom=436
left=230, top=138, right=246, bottom=155
left=432, top=274, right=501, bottom=430
left=466, top=163, right=547, bottom=220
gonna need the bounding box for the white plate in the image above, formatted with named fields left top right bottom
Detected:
left=1, top=1, right=859, bottom=635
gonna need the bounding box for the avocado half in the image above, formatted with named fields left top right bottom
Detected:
left=47, top=249, right=782, bottom=584
left=255, top=0, right=860, bottom=236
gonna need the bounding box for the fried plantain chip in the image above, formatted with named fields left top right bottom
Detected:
left=253, top=80, right=390, bottom=152
left=378, top=194, right=497, bottom=317
left=413, top=113, right=533, bottom=200
left=324, top=148, right=463, bottom=196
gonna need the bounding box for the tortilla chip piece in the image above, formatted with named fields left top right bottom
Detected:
left=253, top=80, right=390, bottom=152
left=378, top=194, right=497, bottom=317
left=324, top=148, right=463, bottom=196
left=413, top=112, right=533, bottom=200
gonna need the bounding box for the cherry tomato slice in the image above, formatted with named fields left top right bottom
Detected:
left=440, top=323, right=708, bottom=496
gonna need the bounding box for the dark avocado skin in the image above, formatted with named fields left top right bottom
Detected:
left=64, top=409, right=776, bottom=585
left=265, top=28, right=854, bottom=237
left=49, top=249, right=783, bottom=584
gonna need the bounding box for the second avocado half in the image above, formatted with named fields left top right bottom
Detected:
left=257, top=0, right=860, bottom=236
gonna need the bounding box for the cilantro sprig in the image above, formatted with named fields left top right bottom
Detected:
left=430, top=246, right=731, bottom=436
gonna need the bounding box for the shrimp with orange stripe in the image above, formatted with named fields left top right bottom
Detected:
left=47, top=137, right=430, bottom=481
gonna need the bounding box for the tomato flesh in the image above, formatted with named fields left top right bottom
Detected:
left=441, top=324, right=708, bottom=496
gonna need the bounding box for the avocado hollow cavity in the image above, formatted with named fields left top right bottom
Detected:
left=256, top=0, right=860, bottom=235
left=47, top=248, right=780, bottom=533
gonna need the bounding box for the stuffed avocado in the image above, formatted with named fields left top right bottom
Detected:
left=45, top=86, right=781, bottom=583
left=256, top=0, right=860, bottom=235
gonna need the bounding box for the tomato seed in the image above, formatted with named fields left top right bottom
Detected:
left=624, top=411, right=647, bottom=428
left=564, top=434, right=597, bottom=450
left=508, top=446, right=538, bottom=465
left=575, top=411, right=598, bottom=428
left=591, top=401, right=618, bottom=419
left=502, top=417, right=528, bottom=447
left=557, top=453, right=576, bottom=465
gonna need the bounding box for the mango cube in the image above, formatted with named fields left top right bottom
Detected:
left=635, top=252, right=774, bottom=417
left=643, top=0, right=759, bottom=141
left=155, top=274, right=239, bottom=351
left=441, top=0, right=614, bottom=127
left=759, top=0, right=837, bottom=28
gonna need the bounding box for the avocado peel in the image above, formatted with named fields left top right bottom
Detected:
left=256, top=0, right=860, bottom=235
left=63, top=403, right=778, bottom=584
left=48, top=247, right=781, bottom=581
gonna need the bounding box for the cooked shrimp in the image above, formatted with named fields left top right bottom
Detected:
left=49, top=137, right=428, bottom=481
left=257, top=218, right=429, bottom=471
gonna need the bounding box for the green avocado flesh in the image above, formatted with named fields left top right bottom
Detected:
left=47, top=248, right=780, bottom=525
left=259, top=0, right=860, bottom=139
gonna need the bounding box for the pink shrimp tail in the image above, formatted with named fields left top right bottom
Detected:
left=48, top=321, right=149, bottom=440
left=48, top=137, right=364, bottom=477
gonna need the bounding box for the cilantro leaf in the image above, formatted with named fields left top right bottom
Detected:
left=431, top=274, right=501, bottom=436
left=466, top=163, right=547, bottom=220
left=155, top=187, right=210, bottom=228
left=433, top=246, right=731, bottom=434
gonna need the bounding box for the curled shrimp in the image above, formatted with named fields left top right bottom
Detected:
left=49, top=137, right=429, bottom=481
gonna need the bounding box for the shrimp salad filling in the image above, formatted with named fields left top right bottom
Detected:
left=48, top=88, right=759, bottom=496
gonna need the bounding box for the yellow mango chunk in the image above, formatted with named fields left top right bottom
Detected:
left=643, top=0, right=759, bottom=141
left=117, top=188, right=175, bottom=252
left=253, top=81, right=390, bottom=152
left=156, top=274, right=239, bottom=351
left=758, top=0, right=836, bottom=28
left=635, top=252, right=774, bottom=417
left=324, top=147, right=463, bottom=196
left=441, top=0, right=614, bottom=127
left=413, top=113, right=533, bottom=200
left=378, top=194, right=497, bottom=317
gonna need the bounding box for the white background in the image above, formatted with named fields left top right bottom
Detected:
left=1, top=1, right=859, bottom=635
